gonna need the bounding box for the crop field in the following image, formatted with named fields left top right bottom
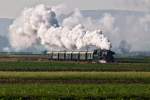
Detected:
left=0, top=84, right=150, bottom=100
left=0, top=61, right=150, bottom=71
left=0, top=57, right=150, bottom=99
left=115, top=57, right=150, bottom=63
left=0, top=71, right=149, bottom=84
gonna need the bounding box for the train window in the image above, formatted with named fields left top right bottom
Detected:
left=72, top=52, right=79, bottom=60
left=52, top=53, right=58, bottom=59
left=66, top=52, right=72, bottom=60
left=79, top=52, right=86, bottom=60
left=87, top=53, right=93, bottom=60
left=59, top=52, right=65, bottom=60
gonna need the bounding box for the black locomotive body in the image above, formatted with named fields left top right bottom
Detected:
left=47, top=49, right=115, bottom=63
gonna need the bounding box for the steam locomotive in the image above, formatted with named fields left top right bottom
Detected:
left=47, top=49, right=115, bottom=63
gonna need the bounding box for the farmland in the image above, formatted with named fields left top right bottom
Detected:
left=0, top=71, right=149, bottom=84
left=0, top=84, right=150, bottom=99
left=0, top=57, right=150, bottom=99
left=0, top=61, right=150, bottom=71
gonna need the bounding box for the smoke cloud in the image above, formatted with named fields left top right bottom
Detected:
left=118, top=40, right=131, bottom=53
left=9, top=4, right=113, bottom=51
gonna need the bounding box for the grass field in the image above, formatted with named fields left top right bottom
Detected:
left=0, top=61, right=150, bottom=71
left=0, top=58, right=150, bottom=99
left=0, top=84, right=149, bottom=99
left=0, top=71, right=149, bottom=83
left=115, top=57, right=150, bottom=63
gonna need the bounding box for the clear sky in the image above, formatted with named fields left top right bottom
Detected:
left=0, top=0, right=149, bottom=18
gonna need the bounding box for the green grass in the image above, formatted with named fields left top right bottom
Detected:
left=116, top=57, right=150, bottom=63
left=0, top=71, right=150, bottom=83
left=0, top=84, right=149, bottom=99
left=0, top=61, right=150, bottom=71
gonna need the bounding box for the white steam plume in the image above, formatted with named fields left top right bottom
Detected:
left=9, top=4, right=112, bottom=51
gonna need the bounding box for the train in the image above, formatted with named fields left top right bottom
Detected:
left=47, top=49, right=115, bottom=63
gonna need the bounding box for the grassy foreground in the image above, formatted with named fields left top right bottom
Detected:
left=0, top=71, right=149, bottom=83
left=0, top=61, right=150, bottom=71
left=0, top=84, right=149, bottom=99
left=0, top=60, right=149, bottom=99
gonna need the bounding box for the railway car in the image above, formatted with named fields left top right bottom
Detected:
left=47, top=49, right=115, bottom=63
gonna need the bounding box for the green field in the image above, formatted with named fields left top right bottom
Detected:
left=0, top=61, right=150, bottom=71
left=0, top=71, right=149, bottom=99
left=0, top=59, right=150, bottom=99
left=0, top=84, right=149, bottom=99
left=0, top=71, right=149, bottom=83
left=115, top=57, right=150, bottom=63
